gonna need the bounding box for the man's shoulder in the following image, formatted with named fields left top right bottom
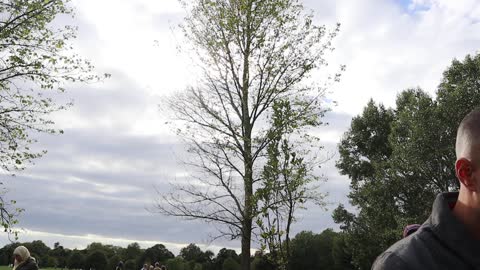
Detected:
left=18, top=258, right=39, bottom=270
left=372, top=227, right=434, bottom=270
left=372, top=250, right=410, bottom=270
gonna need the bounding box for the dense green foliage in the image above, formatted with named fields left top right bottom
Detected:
left=0, top=230, right=352, bottom=270
left=0, top=241, right=236, bottom=270
left=288, top=230, right=353, bottom=270
left=138, top=244, right=174, bottom=267
left=335, top=53, right=480, bottom=269
left=85, top=251, right=108, bottom=270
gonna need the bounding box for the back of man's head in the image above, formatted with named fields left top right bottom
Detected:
left=456, top=108, right=480, bottom=160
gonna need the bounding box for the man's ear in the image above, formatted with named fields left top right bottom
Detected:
left=456, top=158, right=475, bottom=191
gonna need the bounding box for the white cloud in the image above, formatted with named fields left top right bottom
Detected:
left=71, top=0, right=191, bottom=95
left=308, top=0, right=480, bottom=117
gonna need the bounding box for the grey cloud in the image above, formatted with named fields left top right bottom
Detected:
left=6, top=123, right=351, bottom=249
left=3, top=123, right=213, bottom=244
left=10, top=171, right=219, bottom=245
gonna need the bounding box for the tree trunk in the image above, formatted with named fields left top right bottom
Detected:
left=241, top=217, right=252, bottom=270
left=241, top=128, right=253, bottom=270
left=241, top=4, right=253, bottom=268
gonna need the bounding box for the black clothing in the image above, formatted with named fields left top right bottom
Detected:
left=372, top=192, right=480, bottom=270
left=16, top=258, right=38, bottom=270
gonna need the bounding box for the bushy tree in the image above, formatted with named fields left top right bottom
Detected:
left=222, top=257, right=240, bottom=270
left=287, top=229, right=353, bottom=270
left=138, top=244, right=174, bottom=266
left=108, top=255, right=122, bottom=270
left=335, top=53, right=480, bottom=269
left=213, top=249, right=239, bottom=270
left=180, top=244, right=205, bottom=263
left=250, top=252, right=274, bottom=270
left=124, top=260, right=136, bottom=270
left=124, top=243, right=142, bottom=261
left=67, top=250, right=85, bottom=270
left=85, top=251, right=108, bottom=270
left=166, top=257, right=187, bottom=270
left=23, top=240, right=50, bottom=264
left=50, top=242, right=70, bottom=268
left=331, top=233, right=353, bottom=270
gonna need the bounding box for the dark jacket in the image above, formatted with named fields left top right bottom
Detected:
left=16, top=257, right=38, bottom=270
left=372, top=192, right=480, bottom=270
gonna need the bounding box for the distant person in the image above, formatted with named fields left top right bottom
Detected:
left=372, top=109, right=480, bottom=269
left=153, top=262, right=160, bottom=270
left=160, top=266, right=166, bottom=270
left=12, top=246, right=38, bottom=270
left=149, top=265, right=154, bottom=270
left=116, top=261, right=124, bottom=270
left=140, top=264, right=148, bottom=270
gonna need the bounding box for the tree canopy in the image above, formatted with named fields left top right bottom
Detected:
left=335, top=53, right=480, bottom=269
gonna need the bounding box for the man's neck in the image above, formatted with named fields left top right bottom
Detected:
left=453, top=189, right=480, bottom=239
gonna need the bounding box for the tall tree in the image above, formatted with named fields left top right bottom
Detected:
left=335, top=93, right=443, bottom=268
left=388, top=89, right=454, bottom=219
left=0, top=0, right=105, bottom=235
left=436, top=53, right=480, bottom=169
left=334, top=100, right=398, bottom=269
left=156, top=1, right=341, bottom=269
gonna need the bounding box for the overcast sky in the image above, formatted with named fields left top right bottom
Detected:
left=1, top=0, right=479, bottom=256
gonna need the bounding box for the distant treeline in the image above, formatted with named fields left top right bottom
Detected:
left=0, top=229, right=354, bottom=270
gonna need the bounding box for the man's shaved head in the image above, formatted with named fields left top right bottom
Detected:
left=456, top=109, right=480, bottom=160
